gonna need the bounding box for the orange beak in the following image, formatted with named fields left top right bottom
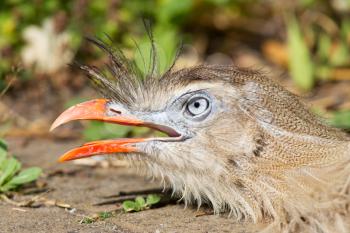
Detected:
left=51, top=99, right=147, bottom=162
left=50, top=99, right=143, bottom=130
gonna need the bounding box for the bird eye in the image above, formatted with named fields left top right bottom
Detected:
left=186, top=97, right=210, bottom=117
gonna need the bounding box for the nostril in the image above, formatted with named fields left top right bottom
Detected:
left=110, top=108, right=122, bottom=114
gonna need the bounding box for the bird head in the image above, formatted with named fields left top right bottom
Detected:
left=51, top=65, right=257, bottom=184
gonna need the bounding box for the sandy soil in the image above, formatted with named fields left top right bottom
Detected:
left=0, top=138, right=261, bottom=233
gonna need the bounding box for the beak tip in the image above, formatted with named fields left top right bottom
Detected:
left=58, top=155, right=69, bottom=162
left=50, top=117, right=68, bottom=132
left=50, top=118, right=62, bottom=132
left=49, top=125, right=56, bottom=132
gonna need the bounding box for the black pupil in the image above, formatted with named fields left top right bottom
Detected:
left=194, top=101, right=200, bottom=108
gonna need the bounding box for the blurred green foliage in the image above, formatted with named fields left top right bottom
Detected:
left=0, top=0, right=196, bottom=80
left=83, top=121, right=167, bottom=142
left=287, top=16, right=314, bottom=91
left=286, top=5, right=350, bottom=90
left=0, top=139, right=42, bottom=193
left=1, top=0, right=350, bottom=86
left=330, top=111, right=350, bottom=129
left=83, top=121, right=131, bottom=141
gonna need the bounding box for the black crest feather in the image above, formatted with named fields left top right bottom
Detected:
left=76, top=26, right=181, bottom=107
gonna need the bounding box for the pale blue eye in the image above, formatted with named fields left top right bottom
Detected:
left=187, top=97, right=209, bottom=116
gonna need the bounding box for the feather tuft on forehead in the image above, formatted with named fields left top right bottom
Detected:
left=75, top=29, right=181, bottom=107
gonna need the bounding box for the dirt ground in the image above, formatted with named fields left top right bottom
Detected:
left=0, top=137, right=263, bottom=233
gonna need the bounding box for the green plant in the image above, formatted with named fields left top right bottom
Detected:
left=287, top=16, right=314, bottom=91
left=330, top=110, right=350, bottom=129
left=122, top=194, right=161, bottom=212
left=285, top=8, right=350, bottom=91
left=0, top=139, right=42, bottom=193
left=98, top=211, right=113, bottom=220
left=79, top=211, right=114, bottom=224
left=80, top=216, right=95, bottom=224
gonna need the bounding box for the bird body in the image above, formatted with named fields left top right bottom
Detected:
left=51, top=40, right=350, bottom=233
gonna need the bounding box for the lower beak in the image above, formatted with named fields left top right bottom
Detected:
left=51, top=99, right=147, bottom=162
left=57, top=138, right=146, bottom=162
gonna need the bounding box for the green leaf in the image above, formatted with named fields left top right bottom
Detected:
left=0, top=157, right=21, bottom=186
left=287, top=16, right=314, bottom=91
left=317, top=33, right=332, bottom=63
left=134, top=26, right=178, bottom=78
left=146, top=194, right=161, bottom=206
left=0, top=148, right=7, bottom=166
left=153, top=26, right=179, bottom=74
left=0, top=181, right=16, bottom=192
left=158, top=0, right=193, bottom=23
left=133, top=201, right=142, bottom=212
left=6, top=167, right=42, bottom=186
left=0, top=139, right=7, bottom=151
left=122, top=200, right=136, bottom=212
left=330, top=111, right=350, bottom=129
left=135, top=196, right=146, bottom=208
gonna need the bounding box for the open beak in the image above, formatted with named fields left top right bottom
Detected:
left=51, top=99, right=149, bottom=162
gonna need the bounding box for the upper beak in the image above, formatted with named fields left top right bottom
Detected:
left=50, top=99, right=143, bottom=131
left=51, top=99, right=147, bottom=162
